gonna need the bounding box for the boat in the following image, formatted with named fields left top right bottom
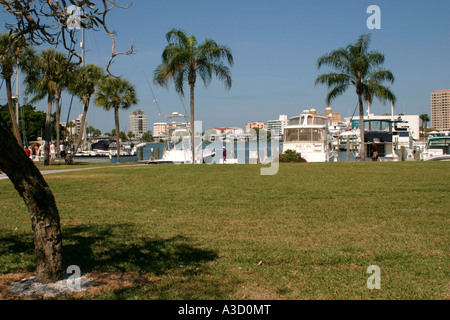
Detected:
left=283, top=112, right=336, bottom=162
left=147, top=137, right=215, bottom=164
left=422, top=135, right=450, bottom=161
left=74, top=137, right=146, bottom=163
left=337, top=130, right=359, bottom=151
left=349, top=115, right=421, bottom=161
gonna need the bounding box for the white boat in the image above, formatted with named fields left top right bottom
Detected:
left=148, top=137, right=215, bottom=164
left=74, top=138, right=146, bottom=163
left=337, top=130, right=359, bottom=151
left=422, top=136, right=450, bottom=161
left=283, top=112, right=336, bottom=162
left=348, top=115, right=424, bottom=161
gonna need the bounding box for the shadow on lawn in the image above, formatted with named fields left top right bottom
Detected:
left=1, top=224, right=230, bottom=299
left=62, top=224, right=218, bottom=275
left=1, top=224, right=218, bottom=276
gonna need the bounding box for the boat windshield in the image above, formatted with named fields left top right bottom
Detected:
left=288, top=115, right=327, bottom=126
left=364, top=120, right=391, bottom=131
left=284, top=128, right=325, bottom=142
left=428, top=138, right=450, bottom=148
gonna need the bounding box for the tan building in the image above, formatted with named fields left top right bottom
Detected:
left=325, top=107, right=342, bottom=123
left=431, top=89, right=450, bottom=131
left=153, top=122, right=191, bottom=136
left=245, top=121, right=267, bottom=132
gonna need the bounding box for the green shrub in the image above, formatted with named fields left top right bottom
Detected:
left=279, top=149, right=307, bottom=162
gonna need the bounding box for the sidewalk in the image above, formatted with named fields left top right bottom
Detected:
left=0, top=164, right=145, bottom=181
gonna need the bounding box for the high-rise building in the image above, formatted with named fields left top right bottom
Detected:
left=431, top=90, right=450, bottom=131
left=129, top=109, right=148, bottom=139
left=267, top=115, right=288, bottom=141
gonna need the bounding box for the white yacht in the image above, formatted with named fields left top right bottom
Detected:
left=422, top=135, right=450, bottom=161
left=283, top=112, right=336, bottom=162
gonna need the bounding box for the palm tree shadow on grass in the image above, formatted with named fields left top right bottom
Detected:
left=62, top=224, right=218, bottom=276
left=0, top=224, right=218, bottom=276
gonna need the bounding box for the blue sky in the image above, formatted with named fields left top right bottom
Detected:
left=1, top=0, right=450, bottom=134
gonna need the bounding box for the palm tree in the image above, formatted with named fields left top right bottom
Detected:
left=419, top=113, right=430, bottom=135
left=68, top=64, right=105, bottom=154
left=94, top=76, right=138, bottom=163
left=154, top=29, right=233, bottom=162
left=0, top=32, right=33, bottom=147
left=24, top=49, right=73, bottom=166
left=315, top=34, right=396, bottom=161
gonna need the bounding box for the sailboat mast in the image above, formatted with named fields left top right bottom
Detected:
left=81, top=27, right=85, bottom=67
left=15, top=57, right=19, bottom=131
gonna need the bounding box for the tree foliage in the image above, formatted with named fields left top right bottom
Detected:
left=315, top=34, right=395, bottom=161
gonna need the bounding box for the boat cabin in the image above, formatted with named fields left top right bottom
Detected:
left=284, top=114, right=329, bottom=143
left=427, top=137, right=450, bottom=155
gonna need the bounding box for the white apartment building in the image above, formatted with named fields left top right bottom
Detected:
left=267, top=115, right=288, bottom=141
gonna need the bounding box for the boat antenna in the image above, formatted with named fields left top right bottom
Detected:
left=144, top=71, right=166, bottom=120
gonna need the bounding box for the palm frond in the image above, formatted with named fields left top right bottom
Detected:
left=325, top=84, right=350, bottom=106
left=314, top=73, right=352, bottom=88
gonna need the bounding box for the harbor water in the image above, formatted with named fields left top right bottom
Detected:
left=141, top=142, right=358, bottom=163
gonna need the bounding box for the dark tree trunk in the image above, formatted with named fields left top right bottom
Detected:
left=73, top=97, right=90, bottom=156
left=358, top=93, right=366, bottom=161
left=115, top=106, right=121, bottom=164
left=55, top=95, right=61, bottom=158
left=0, top=114, right=63, bottom=284
left=190, top=83, right=195, bottom=163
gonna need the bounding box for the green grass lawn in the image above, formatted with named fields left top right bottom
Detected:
left=0, top=162, right=448, bottom=300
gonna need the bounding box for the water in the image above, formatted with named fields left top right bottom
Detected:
left=142, top=141, right=283, bottom=163
left=142, top=142, right=358, bottom=163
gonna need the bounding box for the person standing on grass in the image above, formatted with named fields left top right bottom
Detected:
left=60, top=142, right=65, bottom=161
left=372, top=143, right=379, bottom=161
left=50, top=142, right=56, bottom=163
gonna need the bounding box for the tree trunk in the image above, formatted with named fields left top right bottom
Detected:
left=190, top=84, right=195, bottom=163
left=115, top=106, right=121, bottom=164
left=358, top=93, right=366, bottom=161
left=73, top=97, right=90, bottom=155
left=0, top=114, right=63, bottom=284
left=44, top=94, right=53, bottom=166
left=55, top=95, right=61, bottom=158
left=5, top=77, right=23, bottom=147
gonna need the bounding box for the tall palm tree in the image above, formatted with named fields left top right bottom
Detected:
left=419, top=113, right=430, bottom=135
left=68, top=64, right=105, bottom=154
left=0, top=32, right=33, bottom=147
left=154, top=29, right=233, bottom=162
left=24, top=49, right=73, bottom=166
left=94, top=76, right=138, bottom=163
left=315, top=34, right=396, bottom=161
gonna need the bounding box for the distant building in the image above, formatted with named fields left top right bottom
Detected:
left=267, top=115, right=288, bottom=141
left=153, top=121, right=191, bottom=137
left=431, top=90, right=450, bottom=131
left=129, top=109, right=148, bottom=139
left=325, top=107, right=342, bottom=124
left=245, top=121, right=267, bottom=132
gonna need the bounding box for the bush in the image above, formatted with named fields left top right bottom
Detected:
left=279, top=149, right=307, bottom=162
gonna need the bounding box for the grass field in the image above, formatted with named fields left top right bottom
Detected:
left=0, top=162, right=448, bottom=300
